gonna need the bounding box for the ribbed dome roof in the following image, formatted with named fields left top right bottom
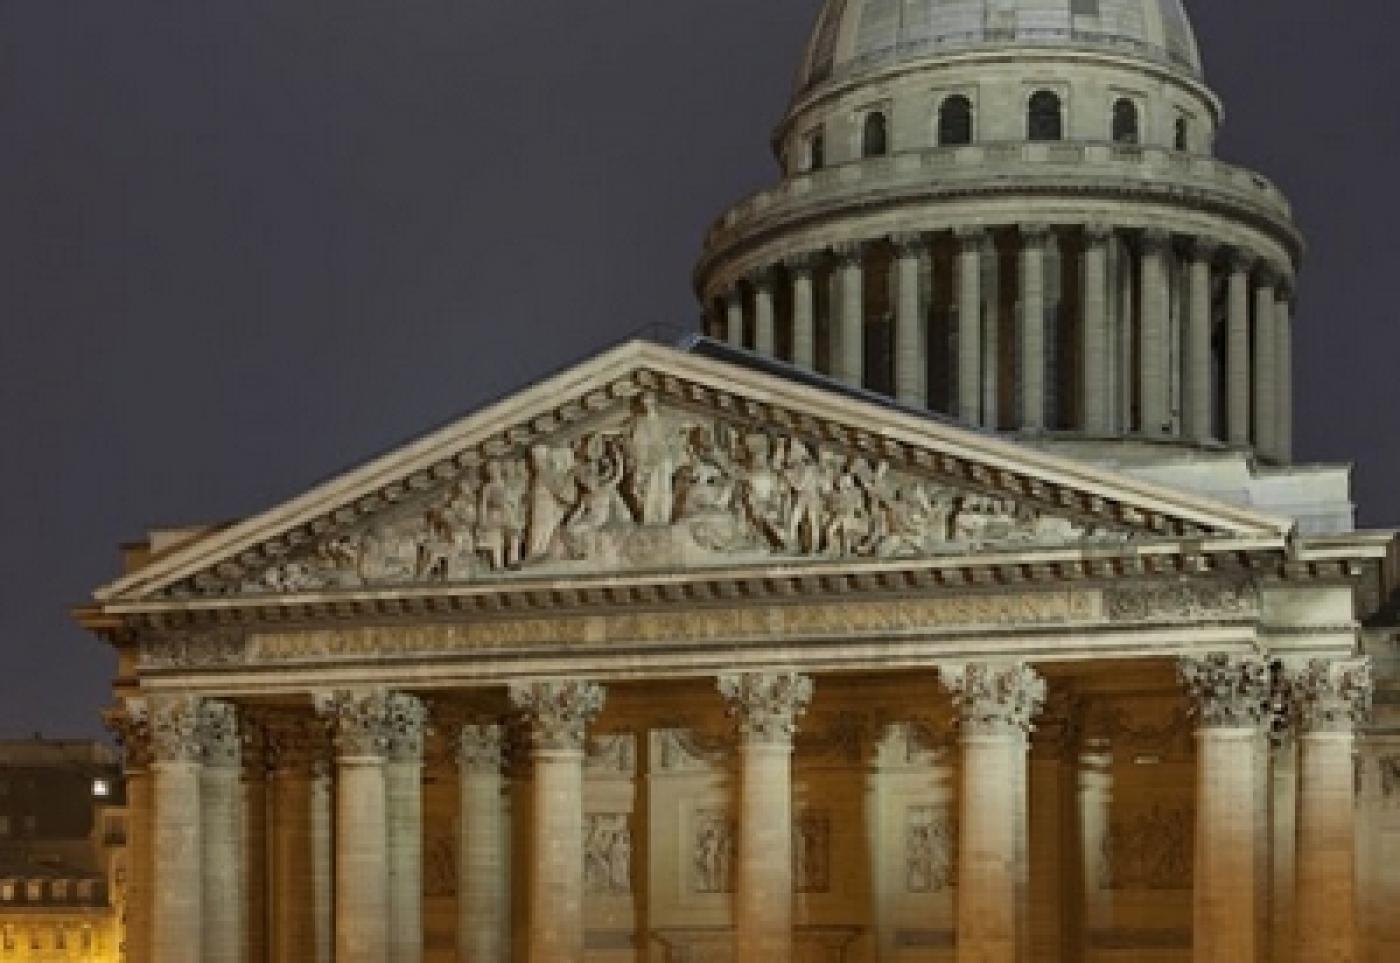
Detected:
left=796, top=0, right=1203, bottom=96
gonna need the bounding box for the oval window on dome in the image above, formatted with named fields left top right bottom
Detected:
left=1028, top=90, right=1063, bottom=142
left=862, top=111, right=889, bottom=158
left=1112, top=98, right=1140, bottom=145
left=938, top=95, right=973, bottom=146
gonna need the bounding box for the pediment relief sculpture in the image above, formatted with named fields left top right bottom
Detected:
left=182, top=393, right=1136, bottom=598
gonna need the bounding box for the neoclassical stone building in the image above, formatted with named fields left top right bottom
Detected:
left=79, top=2, right=1400, bottom=962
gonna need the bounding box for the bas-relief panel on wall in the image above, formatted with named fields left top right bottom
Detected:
left=585, top=814, right=634, bottom=895
left=905, top=806, right=957, bottom=893
left=1100, top=805, right=1193, bottom=891
left=175, top=393, right=1136, bottom=599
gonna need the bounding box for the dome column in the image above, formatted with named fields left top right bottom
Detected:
left=1227, top=252, right=1253, bottom=447
left=892, top=233, right=927, bottom=407
left=785, top=254, right=817, bottom=371
left=1253, top=265, right=1279, bottom=460
left=1139, top=229, right=1173, bottom=436
left=1081, top=224, right=1112, bottom=435
left=1275, top=284, right=1294, bottom=463
left=1185, top=239, right=1217, bottom=444
left=725, top=288, right=744, bottom=349
left=834, top=242, right=865, bottom=387
left=956, top=227, right=985, bottom=425
left=751, top=270, right=776, bottom=356
left=1019, top=223, right=1049, bottom=432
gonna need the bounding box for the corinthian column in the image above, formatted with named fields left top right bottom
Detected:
left=317, top=690, right=394, bottom=963
left=717, top=672, right=814, bottom=963
left=199, top=701, right=244, bottom=963
left=786, top=254, right=817, bottom=370
left=149, top=695, right=206, bottom=963
left=1179, top=654, right=1272, bottom=963
left=509, top=680, right=607, bottom=963
left=104, top=701, right=154, bottom=963
left=456, top=723, right=508, bottom=963
left=385, top=694, right=428, bottom=963
left=942, top=663, right=1046, bottom=963
left=956, top=227, right=985, bottom=424
left=892, top=234, right=926, bottom=407
left=1286, top=659, right=1372, bottom=963
left=834, top=242, right=865, bottom=387
left=1019, top=224, right=1048, bottom=432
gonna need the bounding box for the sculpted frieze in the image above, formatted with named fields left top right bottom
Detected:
left=1104, top=581, right=1258, bottom=622
left=181, top=393, right=1130, bottom=598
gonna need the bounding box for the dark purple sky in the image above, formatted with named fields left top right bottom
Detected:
left=1, top=1, right=1396, bottom=738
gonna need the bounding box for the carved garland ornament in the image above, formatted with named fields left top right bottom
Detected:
left=716, top=672, right=815, bottom=744
left=177, top=391, right=1137, bottom=598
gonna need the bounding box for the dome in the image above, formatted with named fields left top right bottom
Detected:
left=796, top=0, right=1203, bottom=97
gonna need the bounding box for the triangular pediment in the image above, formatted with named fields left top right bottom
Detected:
left=95, top=341, right=1293, bottom=606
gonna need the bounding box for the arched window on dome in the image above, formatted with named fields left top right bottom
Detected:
left=1112, top=98, right=1140, bottom=145
left=938, top=95, right=974, bottom=146
left=1028, top=90, right=1063, bottom=142
left=862, top=111, right=889, bottom=158
left=1174, top=116, right=1190, bottom=152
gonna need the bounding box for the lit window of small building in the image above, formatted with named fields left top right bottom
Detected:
left=24, top=880, right=42, bottom=902
left=92, top=777, right=110, bottom=798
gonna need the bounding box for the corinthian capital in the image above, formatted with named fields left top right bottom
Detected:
left=199, top=700, right=241, bottom=769
left=509, top=680, right=606, bottom=753
left=941, top=662, right=1046, bottom=736
left=455, top=722, right=506, bottom=772
left=1178, top=654, right=1271, bottom=728
left=103, top=699, right=153, bottom=771
left=716, top=672, right=814, bottom=745
left=1285, top=659, right=1373, bottom=733
left=148, top=694, right=204, bottom=764
left=315, top=689, right=394, bottom=758
left=383, top=692, right=429, bottom=762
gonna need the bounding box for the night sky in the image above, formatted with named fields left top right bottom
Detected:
left=1, top=1, right=1395, bottom=738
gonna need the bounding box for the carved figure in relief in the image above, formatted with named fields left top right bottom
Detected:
left=477, top=459, right=527, bottom=570
left=739, top=434, right=790, bottom=548
left=624, top=393, right=682, bottom=525
left=584, top=814, right=632, bottom=894
left=825, top=472, right=869, bottom=556
left=905, top=806, right=955, bottom=893
left=418, top=483, right=476, bottom=580
left=793, top=810, right=831, bottom=893
left=782, top=441, right=827, bottom=554
left=693, top=812, right=735, bottom=894
left=526, top=444, right=576, bottom=561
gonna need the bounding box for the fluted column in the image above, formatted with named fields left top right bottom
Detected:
left=1139, top=229, right=1172, bottom=436
left=456, top=723, right=508, bottom=963
left=1227, top=253, right=1253, bottom=447
left=104, top=701, right=154, bottom=963
left=200, top=701, right=244, bottom=963
left=318, top=690, right=393, bottom=963
left=943, top=663, right=1047, bottom=963
left=509, top=680, right=607, bottom=963
left=1179, top=655, right=1272, bottom=963
left=263, top=712, right=333, bottom=963
left=717, top=672, right=815, bottom=963
left=787, top=255, right=817, bottom=370
left=1287, top=659, right=1372, bottom=963
left=1081, top=224, right=1111, bottom=434
left=1253, top=266, right=1279, bottom=459
left=752, top=271, right=776, bottom=356
left=386, top=694, right=428, bottom=963
left=1186, top=239, right=1216, bottom=443
left=835, top=242, right=865, bottom=387
left=1275, top=286, right=1294, bottom=463
left=956, top=227, right=985, bottom=423
left=149, top=695, right=205, bottom=963
left=725, top=288, right=744, bottom=348
left=1019, top=224, right=1048, bottom=431
left=892, top=234, right=926, bottom=406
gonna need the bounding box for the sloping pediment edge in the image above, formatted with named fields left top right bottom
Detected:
left=94, top=340, right=1293, bottom=606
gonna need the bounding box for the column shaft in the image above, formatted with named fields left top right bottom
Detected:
left=1254, top=273, right=1278, bottom=459
left=837, top=246, right=864, bottom=387
left=894, top=237, right=926, bottom=406
left=738, top=744, right=795, bottom=960
left=201, top=769, right=243, bottom=963
left=753, top=275, right=776, bottom=356
left=1081, top=227, right=1111, bottom=434
left=1187, top=242, right=1215, bottom=443
left=1019, top=226, right=1047, bottom=431
left=725, top=289, right=744, bottom=348
left=789, top=259, right=816, bottom=370
left=957, top=229, right=984, bottom=423
left=337, top=758, right=389, bottom=961
left=153, top=760, right=204, bottom=963
left=458, top=726, right=507, bottom=963
left=1296, top=732, right=1357, bottom=961
left=387, top=759, right=424, bottom=963
left=1227, top=258, right=1252, bottom=446
left=1275, top=290, right=1294, bottom=463
left=1140, top=230, right=1172, bottom=435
